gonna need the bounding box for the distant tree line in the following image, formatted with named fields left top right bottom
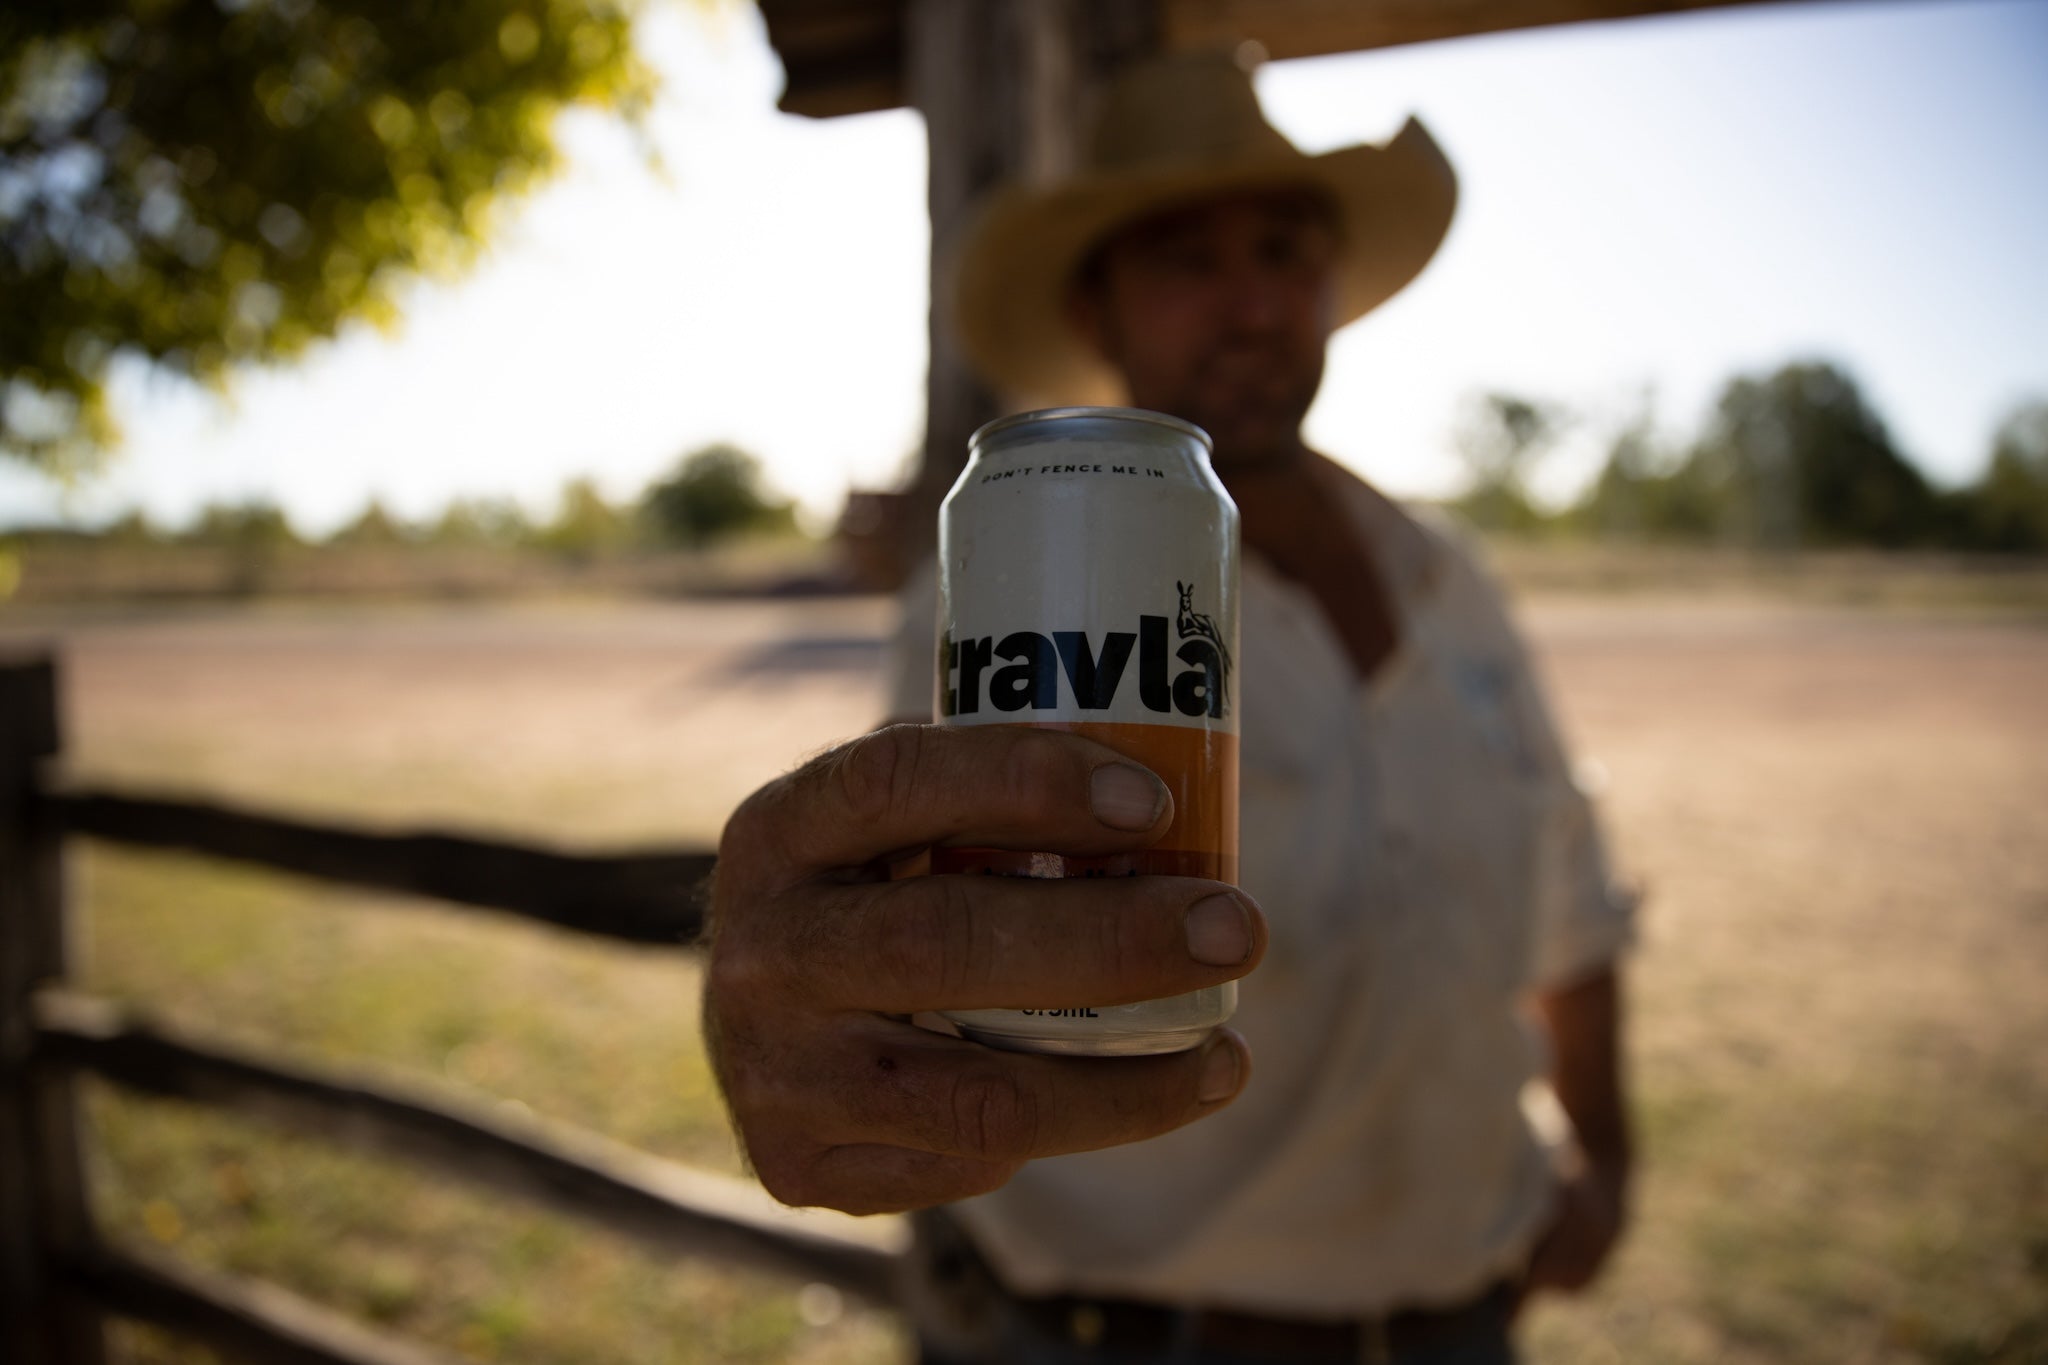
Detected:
left=11, top=363, right=2048, bottom=560
left=1452, top=360, right=2048, bottom=553
left=5, top=443, right=800, bottom=555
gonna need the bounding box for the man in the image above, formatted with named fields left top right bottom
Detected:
left=706, top=52, right=1633, bottom=1362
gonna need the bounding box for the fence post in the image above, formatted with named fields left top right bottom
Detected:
left=1, top=654, right=106, bottom=1364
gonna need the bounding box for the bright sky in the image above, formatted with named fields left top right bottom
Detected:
left=3, top=0, right=2044, bottom=535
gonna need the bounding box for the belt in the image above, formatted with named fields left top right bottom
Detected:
left=1010, top=1280, right=1514, bottom=1363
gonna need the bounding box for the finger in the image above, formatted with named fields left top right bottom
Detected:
left=831, top=1021, right=1249, bottom=1162
left=743, top=1024, right=1251, bottom=1211
left=759, top=1143, right=1017, bottom=1215
left=787, top=875, right=1263, bottom=1013
left=724, top=724, right=1174, bottom=879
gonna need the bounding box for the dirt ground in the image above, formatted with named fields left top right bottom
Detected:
left=3, top=589, right=2044, bottom=1363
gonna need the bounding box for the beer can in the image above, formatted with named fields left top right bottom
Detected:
left=933, top=406, right=1240, bottom=1056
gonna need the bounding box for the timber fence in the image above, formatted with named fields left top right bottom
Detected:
left=0, top=652, right=907, bottom=1365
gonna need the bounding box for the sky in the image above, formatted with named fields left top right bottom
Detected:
left=2, top=0, right=2044, bottom=535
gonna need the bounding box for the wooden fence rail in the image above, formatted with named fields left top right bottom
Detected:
left=35, top=991, right=905, bottom=1302
left=0, top=653, right=906, bottom=1365
left=50, top=790, right=717, bottom=945
left=64, top=1243, right=473, bottom=1365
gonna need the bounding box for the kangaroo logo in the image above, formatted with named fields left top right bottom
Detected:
left=1175, top=581, right=1232, bottom=715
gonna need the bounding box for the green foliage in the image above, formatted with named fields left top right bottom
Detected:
left=1566, top=361, right=2048, bottom=554
left=1696, top=361, right=1934, bottom=548
left=1449, top=392, right=1565, bottom=534
left=1965, top=401, right=2048, bottom=553
left=640, top=442, right=796, bottom=549
left=0, top=0, right=653, bottom=470
left=425, top=494, right=533, bottom=546
left=1575, top=402, right=1723, bottom=542
left=536, top=474, right=625, bottom=556
left=329, top=495, right=409, bottom=544
left=99, top=506, right=160, bottom=543
left=184, top=498, right=299, bottom=548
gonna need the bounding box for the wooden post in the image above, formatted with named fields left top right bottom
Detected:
left=0, top=655, right=105, bottom=1365
left=898, top=0, right=1163, bottom=581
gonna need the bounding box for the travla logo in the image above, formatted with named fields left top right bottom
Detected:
left=941, top=583, right=1232, bottom=720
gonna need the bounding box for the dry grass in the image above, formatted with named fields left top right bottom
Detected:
left=9, top=596, right=906, bottom=1365
left=1512, top=597, right=2048, bottom=1364
left=3, top=564, right=2044, bottom=1364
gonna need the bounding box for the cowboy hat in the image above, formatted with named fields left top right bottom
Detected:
left=951, top=51, right=1458, bottom=405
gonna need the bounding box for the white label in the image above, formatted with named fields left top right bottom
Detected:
left=938, top=450, right=1239, bottom=734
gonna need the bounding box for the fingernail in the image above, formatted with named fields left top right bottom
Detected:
left=1185, top=892, right=1252, bottom=966
left=1090, top=762, right=1165, bottom=830
left=1197, top=1035, right=1244, bottom=1104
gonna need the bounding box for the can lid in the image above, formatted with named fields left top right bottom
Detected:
left=970, top=406, right=1213, bottom=454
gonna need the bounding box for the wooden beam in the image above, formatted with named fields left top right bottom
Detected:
left=904, top=0, right=1053, bottom=570
left=764, top=1, right=905, bottom=117
left=66, top=1240, right=468, bottom=1365
left=899, top=0, right=1162, bottom=583
left=53, top=788, right=714, bottom=946
left=35, top=991, right=908, bottom=1304
left=762, top=0, right=1833, bottom=119
left=0, top=657, right=106, bottom=1365
left=1163, top=0, right=1790, bottom=61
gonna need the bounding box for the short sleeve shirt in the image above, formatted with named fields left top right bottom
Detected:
left=882, top=475, right=1632, bottom=1317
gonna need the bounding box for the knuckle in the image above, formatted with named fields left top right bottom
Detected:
left=717, top=777, right=796, bottom=886
left=716, top=790, right=761, bottom=863
left=996, top=729, right=1075, bottom=823
left=699, top=973, right=773, bottom=1110
left=704, top=935, right=770, bottom=1015
left=718, top=772, right=785, bottom=862
left=860, top=883, right=954, bottom=1003
left=1120, top=1054, right=1212, bottom=1137
left=833, top=724, right=927, bottom=830
left=857, top=878, right=985, bottom=1007
left=948, top=1067, right=1042, bottom=1163
left=1096, top=884, right=1162, bottom=986
left=924, top=876, right=995, bottom=1001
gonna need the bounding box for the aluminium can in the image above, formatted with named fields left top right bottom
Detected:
left=933, top=406, right=1241, bottom=1056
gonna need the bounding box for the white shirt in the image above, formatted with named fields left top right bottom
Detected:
left=884, top=476, right=1632, bottom=1317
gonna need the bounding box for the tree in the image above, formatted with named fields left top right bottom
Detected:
left=640, top=443, right=796, bottom=548
left=1577, top=399, right=1737, bottom=545
left=1, top=0, right=652, bottom=469
left=184, top=498, right=299, bottom=548
left=177, top=497, right=296, bottom=593
left=1449, top=392, right=1565, bottom=534
left=1693, top=361, right=1934, bottom=549
left=329, top=495, right=411, bottom=544
left=1965, top=400, right=2048, bottom=552
left=538, top=475, right=625, bottom=557
left=426, top=494, right=532, bottom=546
left=98, top=508, right=159, bottom=544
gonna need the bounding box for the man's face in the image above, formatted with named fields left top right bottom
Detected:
left=1072, top=191, right=1341, bottom=470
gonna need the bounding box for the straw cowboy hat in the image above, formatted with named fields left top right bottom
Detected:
left=952, top=51, right=1458, bottom=405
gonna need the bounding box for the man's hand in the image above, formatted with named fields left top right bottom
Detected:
left=1522, top=1161, right=1627, bottom=1296
left=1520, top=966, right=1633, bottom=1306
left=704, top=723, right=1265, bottom=1216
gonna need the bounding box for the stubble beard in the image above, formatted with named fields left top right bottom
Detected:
left=1159, top=356, right=1324, bottom=477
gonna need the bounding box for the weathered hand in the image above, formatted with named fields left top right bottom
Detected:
left=705, top=723, right=1265, bottom=1215
left=1522, top=1162, right=1628, bottom=1300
